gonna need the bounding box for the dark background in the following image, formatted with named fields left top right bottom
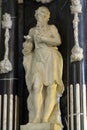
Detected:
left=0, top=0, right=87, bottom=130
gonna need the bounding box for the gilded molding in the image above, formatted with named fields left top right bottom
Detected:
left=0, top=13, right=12, bottom=74
left=70, top=0, right=83, bottom=62
left=35, top=0, right=53, bottom=3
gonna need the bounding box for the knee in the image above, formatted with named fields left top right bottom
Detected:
left=33, top=78, right=43, bottom=93
left=47, top=83, right=57, bottom=93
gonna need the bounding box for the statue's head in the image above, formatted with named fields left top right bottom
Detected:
left=35, top=6, right=50, bottom=23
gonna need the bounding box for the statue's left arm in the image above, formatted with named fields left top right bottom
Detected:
left=42, top=25, right=61, bottom=46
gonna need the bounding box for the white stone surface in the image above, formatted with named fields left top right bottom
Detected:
left=14, top=96, right=19, bottom=130
left=2, top=95, right=7, bottom=130
left=70, top=85, right=74, bottom=130
left=0, top=95, right=1, bottom=130
left=23, top=6, right=64, bottom=125
left=76, top=84, right=80, bottom=130
left=35, top=0, right=53, bottom=3
left=20, top=123, right=63, bottom=130
left=70, top=0, right=82, bottom=14
left=70, top=45, right=83, bottom=62
left=8, top=95, right=13, bottom=130
left=70, top=0, right=83, bottom=62
left=0, top=13, right=12, bottom=74
left=18, top=0, right=23, bottom=3
left=0, top=59, right=12, bottom=74
left=83, top=85, right=87, bottom=130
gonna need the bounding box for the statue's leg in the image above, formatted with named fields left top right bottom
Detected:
left=33, top=77, right=43, bottom=123
left=42, top=83, right=57, bottom=122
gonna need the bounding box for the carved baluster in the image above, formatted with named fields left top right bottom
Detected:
left=0, top=0, right=19, bottom=130
left=0, top=13, right=13, bottom=74
left=70, top=0, right=83, bottom=62
left=68, top=0, right=87, bottom=130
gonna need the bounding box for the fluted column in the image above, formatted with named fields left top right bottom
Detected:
left=67, top=0, right=87, bottom=130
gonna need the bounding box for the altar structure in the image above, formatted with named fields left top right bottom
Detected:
left=0, top=0, right=87, bottom=130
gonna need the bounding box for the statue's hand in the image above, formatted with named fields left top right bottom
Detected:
left=24, top=35, right=32, bottom=41
left=57, top=83, right=64, bottom=94
left=22, top=40, right=33, bottom=56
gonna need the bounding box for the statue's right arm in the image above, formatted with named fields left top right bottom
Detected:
left=28, top=28, right=34, bottom=43
left=23, top=28, right=34, bottom=56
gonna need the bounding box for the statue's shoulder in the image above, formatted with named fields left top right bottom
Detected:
left=29, top=27, right=36, bottom=36
left=49, top=25, right=57, bottom=31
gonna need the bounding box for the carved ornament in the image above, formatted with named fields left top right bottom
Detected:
left=35, top=0, right=53, bottom=3
left=70, top=0, right=83, bottom=62
left=0, top=13, right=12, bottom=74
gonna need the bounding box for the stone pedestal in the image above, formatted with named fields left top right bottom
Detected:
left=20, top=123, right=63, bottom=130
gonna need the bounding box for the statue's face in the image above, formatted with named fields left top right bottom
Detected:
left=35, top=7, right=50, bottom=23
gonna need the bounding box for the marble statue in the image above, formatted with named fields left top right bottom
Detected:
left=22, top=6, right=64, bottom=129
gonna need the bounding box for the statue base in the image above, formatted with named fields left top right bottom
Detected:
left=20, top=123, right=63, bottom=130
